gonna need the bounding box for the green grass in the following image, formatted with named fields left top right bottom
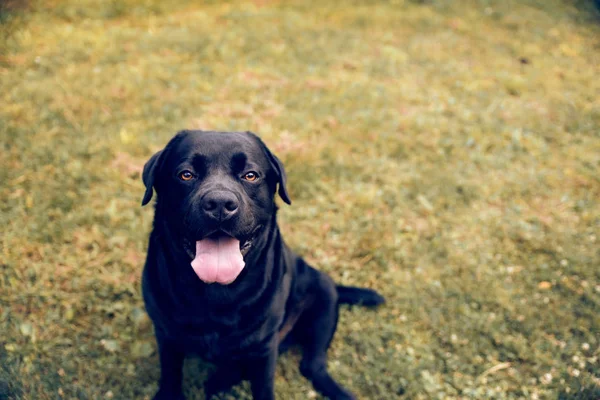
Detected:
left=1, top=0, right=599, bottom=399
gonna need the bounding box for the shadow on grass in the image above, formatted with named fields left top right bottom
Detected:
left=558, top=384, right=600, bottom=400
left=0, top=349, right=22, bottom=400
left=0, top=0, right=28, bottom=18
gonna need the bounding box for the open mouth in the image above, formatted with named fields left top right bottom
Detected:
left=183, top=226, right=262, bottom=285
left=205, top=231, right=254, bottom=257
left=183, top=228, right=258, bottom=260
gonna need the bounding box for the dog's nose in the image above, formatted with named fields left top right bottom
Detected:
left=201, top=191, right=239, bottom=222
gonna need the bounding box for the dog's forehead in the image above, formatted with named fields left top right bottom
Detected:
left=172, top=131, right=266, bottom=163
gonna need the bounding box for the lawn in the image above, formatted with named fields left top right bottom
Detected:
left=1, top=0, right=599, bottom=399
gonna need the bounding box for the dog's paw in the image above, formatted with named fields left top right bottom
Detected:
left=153, top=389, right=186, bottom=400
left=203, top=385, right=224, bottom=400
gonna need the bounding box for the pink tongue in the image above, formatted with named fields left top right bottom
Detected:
left=191, top=236, right=245, bottom=284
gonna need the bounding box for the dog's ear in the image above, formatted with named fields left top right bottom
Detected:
left=247, top=132, right=291, bottom=205
left=141, top=149, right=163, bottom=206
left=141, top=131, right=190, bottom=206
left=266, top=148, right=291, bottom=205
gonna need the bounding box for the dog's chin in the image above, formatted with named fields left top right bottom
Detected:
left=182, top=226, right=262, bottom=260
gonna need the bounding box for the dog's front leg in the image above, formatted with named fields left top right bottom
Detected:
left=153, top=335, right=186, bottom=400
left=248, top=349, right=277, bottom=400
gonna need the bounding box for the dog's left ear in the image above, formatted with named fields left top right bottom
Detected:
left=248, top=132, right=291, bottom=205
left=141, top=149, right=163, bottom=206
left=266, top=148, right=291, bottom=205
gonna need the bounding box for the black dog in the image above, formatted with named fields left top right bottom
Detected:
left=141, top=130, right=384, bottom=400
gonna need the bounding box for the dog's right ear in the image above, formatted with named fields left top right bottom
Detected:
left=141, top=131, right=188, bottom=206
left=141, top=149, right=163, bottom=206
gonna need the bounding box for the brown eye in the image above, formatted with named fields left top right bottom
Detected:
left=179, top=171, right=194, bottom=181
left=243, top=172, right=258, bottom=182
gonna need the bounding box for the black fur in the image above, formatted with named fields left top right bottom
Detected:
left=141, top=130, right=384, bottom=400
left=337, top=285, right=385, bottom=307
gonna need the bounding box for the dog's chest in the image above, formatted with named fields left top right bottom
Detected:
left=168, top=308, right=277, bottom=360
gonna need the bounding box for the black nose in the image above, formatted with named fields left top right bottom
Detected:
left=201, top=191, right=239, bottom=222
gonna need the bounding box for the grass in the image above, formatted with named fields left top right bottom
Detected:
left=1, top=0, right=599, bottom=399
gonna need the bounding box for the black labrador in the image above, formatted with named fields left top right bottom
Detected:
left=141, top=130, right=384, bottom=400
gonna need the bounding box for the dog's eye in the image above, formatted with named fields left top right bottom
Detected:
left=179, top=171, right=194, bottom=181
left=242, top=172, right=258, bottom=182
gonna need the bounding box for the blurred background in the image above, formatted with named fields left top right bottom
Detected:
left=1, top=0, right=599, bottom=399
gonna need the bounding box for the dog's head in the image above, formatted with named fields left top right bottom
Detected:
left=141, top=130, right=290, bottom=284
